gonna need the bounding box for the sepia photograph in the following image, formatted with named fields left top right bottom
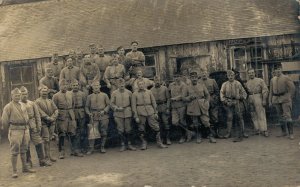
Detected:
left=0, top=0, right=300, bottom=186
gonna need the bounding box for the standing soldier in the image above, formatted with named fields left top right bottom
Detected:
left=74, top=50, right=84, bottom=67
left=200, top=70, right=222, bottom=138
left=220, top=70, right=247, bottom=142
left=269, top=67, right=295, bottom=139
left=46, top=53, right=65, bottom=79
left=52, top=79, right=83, bottom=158
left=2, top=88, right=35, bottom=178
left=39, top=67, right=59, bottom=98
left=60, top=58, right=81, bottom=90
left=117, top=46, right=130, bottom=74
left=150, top=76, right=171, bottom=145
left=126, top=41, right=145, bottom=78
left=127, top=70, right=154, bottom=92
left=132, top=80, right=167, bottom=150
left=80, top=55, right=101, bottom=95
left=111, top=78, right=136, bottom=151
left=20, top=86, right=52, bottom=168
left=185, top=71, right=216, bottom=143
left=245, top=69, right=269, bottom=137
left=93, top=45, right=111, bottom=80
left=35, top=86, right=58, bottom=164
left=104, top=53, right=126, bottom=94
left=169, top=75, right=192, bottom=144
left=69, top=80, right=88, bottom=154
left=85, top=81, right=110, bottom=154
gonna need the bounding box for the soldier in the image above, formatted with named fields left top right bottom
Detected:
left=245, top=69, right=269, bottom=137
left=46, top=53, right=65, bottom=79
left=199, top=70, right=222, bottom=138
left=69, top=80, right=88, bottom=154
left=60, top=58, right=81, bottom=90
left=169, top=75, right=192, bottom=144
left=185, top=71, right=216, bottom=143
left=126, top=41, right=145, bottom=77
left=68, top=50, right=77, bottom=62
left=52, top=79, right=83, bottom=158
left=150, top=76, right=171, bottom=145
left=117, top=46, right=130, bottom=73
left=85, top=81, right=110, bottom=154
left=220, top=70, right=247, bottom=142
left=35, top=86, right=58, bottom=163
left=111, top=78, right=136, bottom=151
left=92, top=44, right=111, bottom=80
left=20, top=86, right=52, bottom=168
left=104, top=53, right=126, bottom=94
left=80, top=55, right=101, bottom=95
left=2, top=88, right=35, bottom=178
left=132, top=80, right=167, bottom=150
left=269, top=67, right=295, bottom=139
left=39, top=67, right=59, bottom=98
left=74, top=50, right=84, bottom=67
left=127, top=70, right=154, bottom=92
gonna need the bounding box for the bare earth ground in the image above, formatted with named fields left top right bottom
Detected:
left=0, top=127, right=300, bottom=187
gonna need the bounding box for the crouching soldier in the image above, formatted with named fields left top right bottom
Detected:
left=52, top=79, right=83, bottom=158
left=111, top=78, right=136, bottom=151
left=185, top=71, right=216, bottom=143
left=85, top=81, right=110, bottom=154
left=2, top=88, right=35, bottom=178
left=132, top=80, right=167, bottom=150
left=35, top=86, right=58, bottom=163
left=20, top=86, right=52, bottom=168
left=150, top=76, right=171, bottom=145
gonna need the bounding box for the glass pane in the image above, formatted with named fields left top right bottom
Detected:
left=10, top=67, right=21, bottom=85
left=22, top=66, right=33, bottom=83
left=235, top=60, right=247, bottom=71
left=145, top=55, right=155, bottom=66
left=234, top=48, right=246, bottom=59
left=143, top=67, right=156, bottom=78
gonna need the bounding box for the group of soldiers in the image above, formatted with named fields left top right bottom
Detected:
left=1, top=41, right=296, bottom=178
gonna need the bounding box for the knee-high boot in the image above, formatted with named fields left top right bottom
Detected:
left=126, top=133, right=136, bottom=151
left=36, top=143, right=52, bottom=166
left=139, top=133, right=147, bottom=150
left=287, top=122, right=294, bottom=140
left=58, top=136, right=65, bottom=159
left=207, top=127, right=217, bottom=143
left=44, top=141, right=56, bottom=162
left=21, top=153, right=35, bottom=173
left=87, top=139, right=95, bottom=155
left=156, top=132, right=167, bottom=148
left=26, top=145, right=32, bottom=168
left=100, top=136, right=107, bottom=153
left=11, top=155, right=18, bottom=178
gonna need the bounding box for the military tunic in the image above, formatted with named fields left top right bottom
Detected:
left=126, top=51, right=145, bottom=77
left=129, top=77, right=154, bottom=93
left=93, top=54, right=111, bottom=80
left=39, top=76, right=59, bottom=98
left=59, top=66, right=81, bottom=87
left=104, top=64, right=126, bottom=93
left=46, top=61, right=65, bottom=79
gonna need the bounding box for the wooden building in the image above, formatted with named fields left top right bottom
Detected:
left=0, top=0, right=299, bottom=113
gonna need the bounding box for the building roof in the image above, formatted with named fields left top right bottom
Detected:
left=0, top=0, right=299, bottom=62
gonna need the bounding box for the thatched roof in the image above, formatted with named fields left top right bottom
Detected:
left=0, top=0, right=299, bottom=62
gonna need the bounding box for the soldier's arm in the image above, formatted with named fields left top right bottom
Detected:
left=138, top=52, right=146, bottom=66
left=33, top=103, right=42, bottom=130
left=93, top=65, right=101, bottom=82
left=39, top=78, right=46, bottom=88
left=131, top=93, right=138, bottom=118
left=150, top=92, right=158, bottom=113
left=261, top=79, right=269, bottom=102
left=239, top=82, right=247, bottom=100
left=110, top=92, right=118, bottom=111
left=50, top=100, right=59, bottom=120
left=220, top=83, right=226, bottom=102
left=269, top=80, right=273, bottom=105
left=203, top=85, right=210, bottom=101
left=103, top=67, right=111, bottom=86
left=213, top=79, right=220, bottom=96
left=165, top=87, right=171, bottom=110
left=59, top=69, right=65, bottom=81
left=1, top=105, right=11, bottom=128
left=79, top=69, right=87, bottom=86
left=85, top=95, right=92, bottom=116
left=35, top=101, right=50, bottom=119
left=286, top=78, right=296, bottom=98
left=104, top=94, right=111, bottom=113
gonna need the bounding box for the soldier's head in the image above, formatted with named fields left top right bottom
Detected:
left=11, top=88, right=21, bottom=102
left=174, top=75, right=181, bottom=83
left=111, top=53, right=119, bottom=66
left=227, top=70, right=235, bottom=82
left=190, top=70, right=198, bottom=85
left=274, top=66, right=282, bottom=77
left=98, top=45, right=104, bottom=56
left=117, top=46, right=125, bottom=56
left=89, top=43, right=97, bottom=54
left=154, top=76, right=161, bottom=87
left=68, top=50, right=76, bottom=60
left=20, top=86, right=29, bottom=102
left=45, top=67, right=54, bottom=78
left=76, top=50, right=83, bottom=60
left=39, top=86, right=49, bottom=98
left=83, top=55, right=92, bottom=65
left=131, top=41, right=139, bottom=52
left=118, top=78, right=126, bottom=90
left=91, top=81, right=101, bottom=93
left=136, top=70, right=143, bottom=79
left=247, top=69, right=255, bottom=79
left=137, top=79, right=145, bottom=90
left=52, top=53, right=59, bottom=64
left=201, top=70, right=209, bottom=80
left=59, top=79, right=68, bottom=92
left=66, top=58, right=73, bottom=68
left=71, top=79, right=79, bottom=92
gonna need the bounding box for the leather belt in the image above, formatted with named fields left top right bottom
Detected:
left=156, top=101, right=167, bottom=105
left=273, top=93, right=285, bottom=96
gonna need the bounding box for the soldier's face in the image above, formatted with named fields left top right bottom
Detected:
left=84, top=57, right=92, bottom=65
left=12, top=93, right=21, bottom=102
left=99, top=47, right=104, bottom=55
left=201, top=71, right=208, bottom=79
left=154, top=79, right=160, bottom=87
left=21, top=91, right=28, bottom=101
left=248, top=70, right=255, bottom=79
left=190, top=75, right=198, bottom=84
left=275, top=69, right=282, bottom=77
left=227, top=74, right=235, bottom=82
left=118, top=48, right=125, bottom=56
left=92, top=84, right=100, bottom=92
left=69, top=52, right=76, bottom=60
left=52, top=55, right=58, bottom=63
left=72, top=83, right=79, bottom=91
left=174, top=77, right=180, bottom=83
left=60, top=84, right=67, bottom=92
left=137, top=71, right=143, bottom=78
left=118, top=81, right=125, bottom=90
left=112, top=56, right=119, bottom=65
left=138, top=81, right=145, bottom=90
left=90, top=46, right=96, bottom=54
left=46, top=69, right=54, bottom=77
left=66, top=59, right=73, bottom=67
left=131, top=43, right=138, bottom=51
left=40, top=89, right=49, bottom=98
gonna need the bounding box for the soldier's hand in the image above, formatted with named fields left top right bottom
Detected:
left=88, top=113, right=93, bottom=119
left=135, top=117, right=140, bottom=123
left=154, top=113, right=159, bottom=120
left=262, top=100, right=267, bottom=107
left=0, top=125, right=3, bottom=131
left=118, top=107, right=125, bottom=112
left=107, top=83, right=112, bottom=89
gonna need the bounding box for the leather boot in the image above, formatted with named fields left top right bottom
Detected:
left=11, top=155, right=18, bottom=178
left=208, top=128, right=217, bottom=143
left=71, top=136, right=84, bottom=157
left=196, top=127, right=202, bottom=144
left=156, top=132, right=167, bottom=148
left=58, top=136, right=65, bottom=159
left=100, top=136, right=107, bottom=153
left=26, top=145, right=33, bottom=168
left=86, top=139, right=95, bottom=155
left=126, top=133, right=136, bottom=151
left=277, top=122, right=287, bottom=137
left=166, top=130, right=172, bottom=145
left=186, top=129, right=192, bottom=142
left=36, top=144, right=52, bottom=167
left=59, top=149, right=65, bottom=159
left=178, top=128, right=186, bottom=144
left=139, top=134, right=147, bottom=150
left=224, top=121, right=232, bottom=139
left=287, top=122, right=294, bottom=140
left=21, top=153, right=36, bottom=173
left=44, top=141, right=56, bottom=162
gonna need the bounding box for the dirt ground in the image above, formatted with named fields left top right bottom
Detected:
left=0, top=126, right=300, bottom=187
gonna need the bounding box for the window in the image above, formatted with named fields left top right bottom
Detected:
left=144, top=54, right=157, bottom=78
left=250, top=46, right=263, bottom=78
left=232, top=47, right=247, bottom=80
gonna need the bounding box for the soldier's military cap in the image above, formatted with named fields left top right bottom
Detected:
left=91, top=81, right=100, bottom=87
left=131, top=41, right=139, bottom=45
left=11, top=88, right=21, bottom=95
left=189, top=69, right=198, bottom=76
left=19, top=86, right=28, bottom=93
left=59, top=79, right=68, bottom=86
left=71, top=79, right=79, bottom=84
left=117, top=46, right=124, bottom=51
left=38, top=86, right=48, bottom=92
left=89, top=43, right=96, bottom=47
left=227, top=70, right=235, bottom=75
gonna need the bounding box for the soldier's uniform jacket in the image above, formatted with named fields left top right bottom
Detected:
left=269, top=74, right=295, bottom=104
left=22, top=100, right=42, bottom=131
left=85, top=92, right=110, bottom=120
left=200, top=78, right=220, bottom=106
left=119, top=55, right=131, bottom=73
left=35, top=97, right=58, bottom=125
left=150, top=85, right=170, bottom=113
left=46, top=61, right=65, bottom=78
left=220, top=80, right=247, bottom=102
left=39, top=76, right=59, bottom=93
left=80, top=63, right=100, bottom=86
left=59, top=66, right=81, bottom=84
left=126, top=51, right=145, bottom=67
left=104, top=64, right=126, bottom=85
left=69, top=90, right=87, bottom=119
left=52, top=91, right=75, bottom=121
left=93, top=54, right=111, bottom=79
left=168, top=81, right=188, bottom=109
left=185, top=83, right=210, bottom=116
left=132, top=89, right=157, bottom=118
left=129, top=77, right=154, bottom=93
left=245, top=77, right=268, bottom=101
left=110, top=89, right=133, bottom=118
left=2, top=101, right=29, bottom=130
